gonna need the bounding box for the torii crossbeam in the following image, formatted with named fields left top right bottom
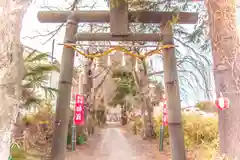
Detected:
left=38, top=4, right=197, bottom=41
left=38, top=10, right=197, bottom=23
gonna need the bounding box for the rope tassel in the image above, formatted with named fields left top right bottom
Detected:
left=107, top=54, right=111, bottom=66
left=122, top=52, right=126, bottom=66
left=94, top=58, right=99, bottom=69
left=135, top=58, right=139, bottom=71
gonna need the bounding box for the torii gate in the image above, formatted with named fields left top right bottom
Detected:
left=37, top=1, right=198, bottom=160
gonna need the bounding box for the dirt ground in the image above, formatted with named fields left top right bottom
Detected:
left=120, top=128, right=171, bottom=159
left=65, top=123, right=170, bottom=160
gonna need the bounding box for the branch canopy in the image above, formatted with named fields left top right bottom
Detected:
left=37, top=11, right=198, bottom=24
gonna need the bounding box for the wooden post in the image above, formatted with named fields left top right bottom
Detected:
left=161, top=23, right=186, bottom=160
left=75, top=33, right=162, bottom=41
left=50, top=14, right=78, bottom=160
left=109, top=0, right=129, bottom=35
left=37, top=11, right=198, bottom=24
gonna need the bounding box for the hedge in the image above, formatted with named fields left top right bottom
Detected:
left=131, top=113, right=219, bottom=158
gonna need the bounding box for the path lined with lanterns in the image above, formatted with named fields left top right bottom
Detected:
left=69, top=92, right=170, bottom=160
left=69, top=91, right=227, bottom=160
left=95, top=127, right=145, bottom=160
left=67, top=92, right=229, bottom=160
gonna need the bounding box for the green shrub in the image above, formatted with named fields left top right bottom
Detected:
left=131, top=116, right=143, bottom=134
left=196, top=101, right=216, bottom=112
left=22, top=113, right=37, bottom=126
left=131, top=113, right=219, bottom=157
left=131, top=115, right=169, bottom=139
left=182, top=114, right=218, bottom=148
left=153, top=115, right=169, bottom=139
left=76, top=135, right=85, bottom=145
left=195, top=138, right=219, bottom=159
left=67, top=135, right=71, bottom=145
left=96, top=110, right=106, bottom=125
left=10, top=143, right=26, bottom=160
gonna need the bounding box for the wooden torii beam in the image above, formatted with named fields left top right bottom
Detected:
left=38, top=0, right=197, bottom=41
left=38, top=10, right=197, bottom=41
left=74, top=33, right=162, bottom=41
left=37, top=10, right=198, bottom=24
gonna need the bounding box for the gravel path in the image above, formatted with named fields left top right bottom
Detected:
left=95, top=127, right=145, bottom=160
left=66, top=123, right=169, bottom=160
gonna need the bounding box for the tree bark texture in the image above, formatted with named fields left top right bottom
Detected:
left=206, top=0, right=240, bottom=158
left=136, top=66, right=154, bottom=139
left=83, top=59, right=94, bottom=134
left=0, top=0, right=29, bottom=159
left=161, top=23, right=186, bottom=160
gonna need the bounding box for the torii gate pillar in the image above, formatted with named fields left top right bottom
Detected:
left=50, top=14, right=78, bottom=160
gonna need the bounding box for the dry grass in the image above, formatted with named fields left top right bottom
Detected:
left=127, top=113, right=219, bottom=160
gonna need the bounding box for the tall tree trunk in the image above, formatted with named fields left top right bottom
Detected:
left=83, top=58, right=93, bottom=135
left=142, top=62, right=155, bottom=138
left=0, top=0, right=29, bottom=159
left=135, top=65, right=154, bottom=139
left=206, top=0, right=240, bottom=158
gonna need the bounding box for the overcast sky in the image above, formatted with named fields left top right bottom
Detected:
left=21, top=0, right=108, bottom=61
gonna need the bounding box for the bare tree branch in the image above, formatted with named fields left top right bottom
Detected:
left=23, top=1, right=98, bottom=45
left=94, top=69, right=110, bottom=93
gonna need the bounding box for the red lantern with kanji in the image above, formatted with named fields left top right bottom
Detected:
left=215, top=93, right=230, bottom=110
left=74, top=94, right=85, bottom=125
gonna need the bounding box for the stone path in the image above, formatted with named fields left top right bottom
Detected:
left=66, top=123, right=170, bottom=160
left=95, top=127, right=145, bottom=160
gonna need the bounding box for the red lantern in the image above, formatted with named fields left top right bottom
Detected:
left=160, top=94, right=167, bottom=102
left=215, top=93, right=230, bottom=110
